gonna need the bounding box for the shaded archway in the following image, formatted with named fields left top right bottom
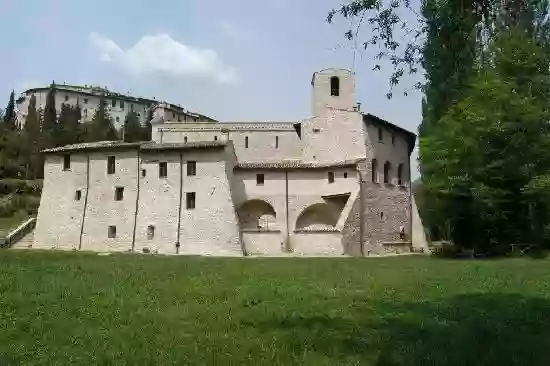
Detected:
left=237, top=199, right=278, bottom=230
left=295, top=203, right=340, bottom=231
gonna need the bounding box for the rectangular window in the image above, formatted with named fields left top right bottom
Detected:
left=172, top=112, right=176, bottom=119
left=63, top=155, right=70, bottom=170
left=84, top=98, right=88, bottom=104
left=391, top=134, right=395, bottom=145
left=159, top=162, right=168, bottom=178
left=120, top=100, right=124, bottom=109
left=115, top=187, right=124, bottom=201
left=107, top=156, right=115, bottom=174
left=186, top=192, right=196, bottom=209
left=64, top=95, right=69, bottom=102
left=75, top=190, right=82, bottom=201
left=256, top=173, right=265, bottom=186
left=142, top=169, right=146, bottom=177
left=275, top=136, right=279, bottom=149
left=245, top=136, right=249, bottom=148
left=111, top=100, right=116, bottom=107
left=328, top=171, right=335, bottom=184
left=108, top=225, right=116, bottom=238
left=378, top=127, right=383, bottom=142
left=187, top=161, right=196, bottom=176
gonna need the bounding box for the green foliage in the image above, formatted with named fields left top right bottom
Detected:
left=421, top=28, right=550, bottom=253
left=123, top=111, right=142, bottom=142
left=23, top=94, right=44, bottom=179
left=3, top=90, right=16, bottom=129
left=42, top=82, right=57, bottom=133
left=89, top=93, right=118, bottom=142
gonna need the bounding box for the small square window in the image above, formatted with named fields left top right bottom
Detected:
left=159, top=162, right=168, bottom=178
left=186, top=192, right=196, bottom=210
left=108, top=225, right=116, bottom=238
left=75, top=190, right=82, bottom=200
left=328, top=171, right=335, bottom=183
left=142, top=169, right=146, bottom=177
left=115, top=187, right=124, bottom=201
left=63, top=155, right=70, bottom=170
left=256, top=174, right=265, bottom=186
left=187, top=161, right=196, bottom=176
left=107, top=156, right=115, bottom=174
left=64, top=95, right=69, bottom=101
left=147, top=225, right=155, bottom=240
left=313, top=128, right=321, bottom=133
left=115, top=116, right=120, bottom=122
left=344, top=172, right=348, bottom=179
left=84, top=98, right=88, bottom=104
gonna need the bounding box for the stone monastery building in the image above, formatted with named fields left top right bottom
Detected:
left=34, top=68, right=423, bottom=256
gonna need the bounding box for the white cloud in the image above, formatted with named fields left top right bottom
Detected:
left=89, top=33, right=238, bottom=84
left=218, top=21, right=252, bottom=41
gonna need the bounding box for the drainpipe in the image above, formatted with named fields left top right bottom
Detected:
left=285, top=170, right=290, bottom=252
left=357, top=165, right=365, bottom=256
left=176, top=151, right=183, bottom=254
left=131, top=150, right=141, bottom=252
left=78, top=155, right=91, bottom=251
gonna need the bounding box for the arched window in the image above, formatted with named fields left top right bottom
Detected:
left=384, top=161, right=392, bottom=184
left=330, top=76, right=340, bottom=96
left=397, top=163, right=404, bottom=185
left=371, top=159, right=378, bottom=183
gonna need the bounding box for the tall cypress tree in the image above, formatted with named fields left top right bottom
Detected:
left=89, top=93, right=118, bottom=141
left=42, top=82, right=57, bottom=136
left=3, top=90, right=16, bottom=129
left=23, top=95, right=42, bottom=178
left=123, top=111, right=142, bottom=142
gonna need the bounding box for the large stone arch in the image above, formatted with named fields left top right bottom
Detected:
left=237, top=199, right=278, bottom=230
left=295, top=203, right=340, bottom=231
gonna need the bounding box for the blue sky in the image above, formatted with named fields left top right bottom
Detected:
left=2, top=0, right=423, bottom=177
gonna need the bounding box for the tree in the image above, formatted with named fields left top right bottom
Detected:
left=141, top=106, right=154, bottom=141
left=3, top=90, right=16, bottom=129
left=123, top=111, right=142, bottom=142
left=23, top=95, right=42, bottom=178
left=54, top=103, right=80, bottom=147
left=42, top=82, right=57, bottom=144
left=89, top=93, right=118, bottom=141
left=327, top=0, right=550, bottom=95
left=420, top=28, right=550, bottom=253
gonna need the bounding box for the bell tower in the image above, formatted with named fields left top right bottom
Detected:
left=311, top=68, right=356, bottom=117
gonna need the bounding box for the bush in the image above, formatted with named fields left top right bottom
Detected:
left=430, top=241, right=461, bottom=258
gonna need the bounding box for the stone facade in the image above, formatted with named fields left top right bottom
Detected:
left=16, top=84, right=215, bottom=130
left=34, top=68, right=425, bottom=256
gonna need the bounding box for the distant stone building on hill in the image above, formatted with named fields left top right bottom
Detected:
left=33, top=68, right=426, bottom=256
left=15, top=83, right=215, bottom=130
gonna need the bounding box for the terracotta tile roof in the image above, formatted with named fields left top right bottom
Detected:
left=42, top=140, right=227, bottom=153
left=235, top=158, right=363, bottom=170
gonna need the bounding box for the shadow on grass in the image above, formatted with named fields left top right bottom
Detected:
left=244, top=294, right=550, bottom=365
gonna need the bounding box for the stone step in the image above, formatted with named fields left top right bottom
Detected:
left=10, top=231, right=34, bottom=249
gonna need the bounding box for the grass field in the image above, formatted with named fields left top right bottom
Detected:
left=1, top=251, right=550, bottom=365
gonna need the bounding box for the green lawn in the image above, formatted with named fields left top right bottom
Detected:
left=1, top=252, right=550, bottom=365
